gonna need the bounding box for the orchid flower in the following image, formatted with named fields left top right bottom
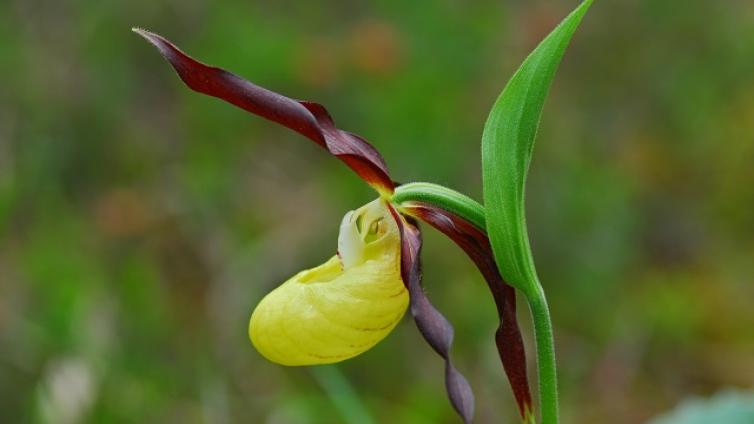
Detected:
left=134, top=2, right=592, bottom=422
left=250, top=199, right=408, bottom=366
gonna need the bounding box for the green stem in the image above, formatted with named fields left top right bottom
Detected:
left=528, top=285, right=558, bottom=424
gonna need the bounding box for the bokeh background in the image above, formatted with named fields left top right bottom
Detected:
left=2, top=0, right=753, bottom=422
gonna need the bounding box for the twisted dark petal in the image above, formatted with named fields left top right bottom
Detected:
left=403, top=202, right=533, bottom=420
left=133, top=29, right=394, bottom=193
left=387, top=206, right=475, bottom=424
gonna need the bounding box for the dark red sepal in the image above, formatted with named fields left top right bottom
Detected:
left=134, top=29, right=394, bottom=194
left=387, top=205, right=475, bottom=424
left=403, top=202, right=533, bottom=420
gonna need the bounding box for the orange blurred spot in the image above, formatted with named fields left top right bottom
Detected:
left=295, top=37, right=340, bottom=88
left=93, top=189, right=154, bottom=238
left=349, top=20, right=403, bottom=76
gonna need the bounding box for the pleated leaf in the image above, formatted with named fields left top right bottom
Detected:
left=481, top=0, right=593, bottom=297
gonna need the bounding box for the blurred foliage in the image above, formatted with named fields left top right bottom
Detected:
left=650, top=390, right=754, bottom=424
left=1, top=0, right=753, bottom=423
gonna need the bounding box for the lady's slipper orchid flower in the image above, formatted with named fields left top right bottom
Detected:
left=135, top=29, right=532, bottom=423
left=250, top=199, right=407, bottom=365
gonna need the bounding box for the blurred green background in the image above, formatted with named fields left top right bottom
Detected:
left=2, top=0, right=753, bottom=422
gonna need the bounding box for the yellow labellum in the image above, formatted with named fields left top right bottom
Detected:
left=249, top=199, right=408, bottom=366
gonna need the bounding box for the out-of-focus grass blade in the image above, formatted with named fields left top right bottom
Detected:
left=311, top=365, right=375, bottom=424
left=481, top=0, right=593, bottom=298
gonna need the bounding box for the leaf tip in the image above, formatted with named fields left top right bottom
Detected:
left=577, top=0, right=596, bottom=16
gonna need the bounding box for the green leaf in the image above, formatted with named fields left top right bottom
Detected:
left=481, top=0, right=593, bottom=298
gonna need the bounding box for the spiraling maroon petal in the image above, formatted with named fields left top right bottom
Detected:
left=133, top=29, right=394, bottom=193
left=402, top=202, right=533, bottom=420
left=387, top=205, right=475, bottom=424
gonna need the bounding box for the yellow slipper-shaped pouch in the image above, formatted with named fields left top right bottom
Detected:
left=249, top=199, right=408, bottom=365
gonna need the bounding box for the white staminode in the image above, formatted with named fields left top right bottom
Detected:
left=338, top=210, right=362, bottom=269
